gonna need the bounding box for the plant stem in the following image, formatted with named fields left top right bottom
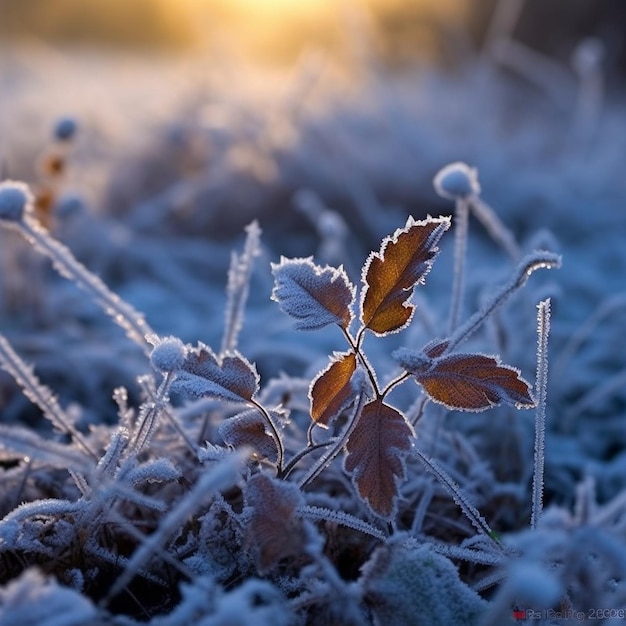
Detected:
left=380, top=371, right=411, bottom=399
left=342, top=326, right=380, bottom=396
left=531, top=298, right=551, bottom=529
left=280, top=440, right=336, bottom=480
left=19, top=216, right=153, bottom=353
left=250, top=399, right=285, bottom=473
left=298, top=390, right=367, bottom=490
left=448, top=197, right=470, bottom=334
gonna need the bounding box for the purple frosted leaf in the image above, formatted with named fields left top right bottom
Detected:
left=171, top=342, right=259, bottom=403
left=244, top=473, right=305, bottom=573
left=271, top=257, right=355, bottom=330
left=218, top=408, right=278, bottom=462
left=344, top=399, right=414, bottom=519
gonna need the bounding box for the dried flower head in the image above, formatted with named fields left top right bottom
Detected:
left=0, top=181, right=34, bottom=223
left=54, top=117, right=78, bottom=142
left=150, top=336, right=187, bottom=373
left=433, top=162, right=480, bottom=200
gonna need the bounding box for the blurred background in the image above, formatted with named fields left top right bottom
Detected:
left=1, top=0, right=625, bottom=71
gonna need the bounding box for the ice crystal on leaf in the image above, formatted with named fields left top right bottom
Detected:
left=171, top=343, right=259, bottom=403
left=362, top=541, right=486, bottom=626
left=271, top=257, right=355, bottom=330
left=394, top=349, right=535, bottom=411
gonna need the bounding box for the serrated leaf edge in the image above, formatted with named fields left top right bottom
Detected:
left=359, top=215, right=451, bottom=336
left=270, top=256, right=356, bottom=330
left=308, top=350, right=358, bottom=428
left=412, top=351, right=536, bottom=413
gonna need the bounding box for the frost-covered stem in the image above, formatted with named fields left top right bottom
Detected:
left=250, top=398, right=284, bottom=473
left=469, top=197, right=521, bottom=261
left=348, top=327, right=380, bottom=396
left=445, top=251, right=561, bottom=353
left=0, top=498, right=85, bottom=544
left=130, top=372, right=174, bottom=454
left=531, top=298, right=550, bottom=529
left=298, top=390, right=367, bottom=490
left=297, top=505, right=387, bottom=542
left=448, top=197, right=470, bottom=333
left=407, top=394, right=430, bottom=427
left=142, top=379, right=197, bottom=454
left=18, top=216, right=153, bottom=353
left=0, top=333, right=98, bottom=460
left=381, top=370, right=411, bottom=399
left=414, top=449, right=500, bottom=547
left=221, top=221, right=261, bottom=354
left=280, top=439, right=335, bottom=480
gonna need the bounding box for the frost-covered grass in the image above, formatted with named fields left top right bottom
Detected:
left=1, top=17, right=626, bottom=624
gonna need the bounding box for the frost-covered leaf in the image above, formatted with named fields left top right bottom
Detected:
left=396, top=350, right=535, bottom=411
left=171, top=342, right=259, bottom=403
left=344, top=399, right=414, bottom=519
left=244, top=473, right=305, bottom=573
left=362, top=541, right=486, bottom=626
left=271, top=257, right=355, bottom=330
left=219, top=408, right=279, bottom=462
left=124, top=458, right=181, bottom=487
left=422, top=338, right=450, bottom=358
left=360, top=216, right=450, bottom=335
left=0, top=568, right=99, bottom=626
left=309, top=351, right=357, bottom=427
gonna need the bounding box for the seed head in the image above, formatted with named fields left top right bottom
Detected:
left=433, top=162, right=480, bottom=201
left=54, top=117, right=78, bottom=142
left=150, top=336, right=187, bottom=373
left=0, top=181, right=34, bottom=223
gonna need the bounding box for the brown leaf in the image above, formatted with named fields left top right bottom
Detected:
left=412, top=353, right=535, bottom=411
left=309, top=352, right=357, bottom=428
left=245, top=474, right=305, bottom=573
left=171, top=343, right=259, bottom=403
left=360, top=216, right=450, bottom=335
left=344, top=399, right=415, bottom=519
left=218, top=408, right=279, bottom=462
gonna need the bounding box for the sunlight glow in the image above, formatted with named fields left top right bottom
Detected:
left=179, top=0, right=466, bottom=65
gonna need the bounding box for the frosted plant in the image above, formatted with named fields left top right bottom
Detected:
left=0, top=153, right=573, bottom=625
left=0, top=180, right=154, bottom=352
left=0, top=568, right=99, bottom=626
left=221, top=220, right=261, bottom=354
left=531, top=298, right=551, bottom=529
left=361, top=539, right=487, bottom=626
